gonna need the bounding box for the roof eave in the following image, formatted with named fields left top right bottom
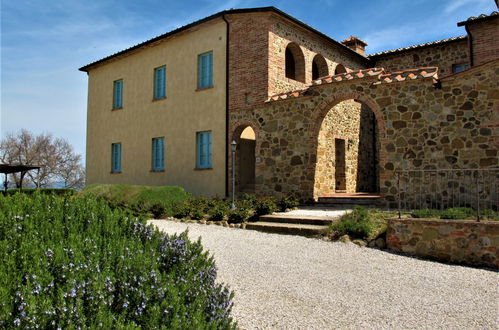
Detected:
left=79, top=6, right=372, bottom=72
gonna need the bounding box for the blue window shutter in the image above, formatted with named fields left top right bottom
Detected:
left=197, top=133, right=202, bottom=167
left=152, top=138, right=164, bottom=170
left=196, top=131, right=212, bottom=168
left=207, top=132, right=212, bottom=168
left=207, top=53, right=213, bottom=87
left=152, top=138, right=157, bottom=169
left=154, top=67, right=166, bottom=99
left=117, top=144, right=121, bottom=171
left=114, top=80, right=123, bottom=108
left=198, top=52, right=213, bottom=89
left=112, top=143, right=121, bottom=172
left=160, top=138, right=164, bottom=169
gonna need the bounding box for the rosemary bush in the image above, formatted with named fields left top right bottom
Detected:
left=0, top=193, right=235, bottom=329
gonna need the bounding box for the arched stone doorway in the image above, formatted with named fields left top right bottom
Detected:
left=313, top=98, right=380, bottom=198
left=232, top=125, right=256, bottom=194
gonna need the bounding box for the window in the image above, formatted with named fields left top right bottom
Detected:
left=113, top=79, right=123, bottom=109
left=196, top=131, right=212, bottom=168
left=284, top=43, right=305, bottom=82
left=151, top=137, right=165, bottom=171
left=285, top=47, right=296, bottom=79
left=198, top=52, right=213, bottom=89
left=312, top=54, right=328, bottom=80
left=334, top=64, right=347, bottom=75
left=111, top=143, right=122, bottom=173
left=452, top=63, right=469, bottom=73
left=154, top=66, right=166, bottom=99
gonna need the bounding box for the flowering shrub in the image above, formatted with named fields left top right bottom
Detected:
left=0, top=193, right=235, bottom=328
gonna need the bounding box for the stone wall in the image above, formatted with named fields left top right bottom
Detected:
left=387, top=218, right=499, bottom=268
left=229, top=60, right=498, bottom=204
left=372, top=39, right=469, bottom=77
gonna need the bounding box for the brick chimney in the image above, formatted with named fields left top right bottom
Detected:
left=342, top=36, right=368, bottom=55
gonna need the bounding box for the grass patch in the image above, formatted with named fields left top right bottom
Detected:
left=80, top=184, right=190, bottom=217
left=411, top=207, right=498, bottom=221
left=329, top=207, right=397, bottom=240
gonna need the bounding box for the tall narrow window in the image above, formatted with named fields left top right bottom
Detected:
left=285, top=47, right=296, bottom=79
left=154, top=66, right=166, bottom=99
left=151, top=137, right=165, bottom=171
left=284, top=43, right=305, bottom=82
left=312, top=54, right=328, bottom=80
left=197, top=52, right=213, bottom=89
left=196, top=131, right=212, bottom=168
left=113, top=79, right=123, bottom=109
left=335, top=64, right=347, bottom=75
left=111, top=143, right=122, bottom=173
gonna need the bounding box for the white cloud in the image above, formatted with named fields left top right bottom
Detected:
left=444, top=0, right=491, bottom=14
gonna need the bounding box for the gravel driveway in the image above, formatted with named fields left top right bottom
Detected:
left=149, top=220, right=498, bottom=329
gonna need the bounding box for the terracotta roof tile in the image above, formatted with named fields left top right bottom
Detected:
left=457, top=11, right=498, bottom=26
left=268, top=66, right=439, bottom=102
left=369, top=36, right=467, bottom=57
left=375, top=67, right=438, bottom=84
left=310, top=68, right=385, bottom=85
left=267, top=89, right=319, bottom=102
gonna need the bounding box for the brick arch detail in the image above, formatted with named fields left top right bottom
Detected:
left=312, top=91, right=386, bottom=139
left=229, top=120, right=260, bottom=194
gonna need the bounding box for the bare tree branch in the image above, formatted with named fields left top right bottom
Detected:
left=0, top=129, right=85, bottom=189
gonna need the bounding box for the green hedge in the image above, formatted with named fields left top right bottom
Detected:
left=4, top=188, right=75, bottom=196
left=80, top=184, right=190, bottom=217
left=0, top=193, right=235, bottom=328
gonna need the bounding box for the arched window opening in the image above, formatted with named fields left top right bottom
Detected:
left=285, top=48, right=296, bottom=79
left=284, top=43, right=305, bottom=82
left=312, top=54, right=328, bottom=80
left=335, top=64, right=347, bottom=75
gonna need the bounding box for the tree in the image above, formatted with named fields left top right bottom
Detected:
left=0, top=129, right=85, bottom=189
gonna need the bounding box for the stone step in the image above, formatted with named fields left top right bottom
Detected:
left=317, top=196, right=382, bottom=205
left=245, top=222, right=328, bottom=237
left=259, top=214, right=336, bottom=226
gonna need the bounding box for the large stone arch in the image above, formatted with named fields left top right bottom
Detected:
left=311, top=91, right=385, bottom=198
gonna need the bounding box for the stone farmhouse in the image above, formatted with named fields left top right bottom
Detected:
left=79, top=7, right=498, bottom=206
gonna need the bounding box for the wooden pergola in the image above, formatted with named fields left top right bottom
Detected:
left=0, top=164, right=41, bottom=192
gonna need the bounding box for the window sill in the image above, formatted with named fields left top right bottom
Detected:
left=194, top=167, right=213, bottom=171
left=195, top=85, right=214, bottom=92
left=110, top=171, right=121, bottom=174
left=111, top=107, right=123, bottom=112
left=150, top=169, right=165, bottom=172
left=152, top=97, right=167, bottom=102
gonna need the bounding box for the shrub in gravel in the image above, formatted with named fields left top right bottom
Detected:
left=208, top=203, right=229, bottom=221
left=228, top=208, right=252, bottom=223
left=278, top=195, right=299, bottom=212
left=411, top=208, right=441, bottom=219
left=0, top=193, right=235, bottom=329
left=330, top=206, right=373, bottom=239
left=440, top=207, right=473, bottom=220
left=254, top=196, right=278, bottom=216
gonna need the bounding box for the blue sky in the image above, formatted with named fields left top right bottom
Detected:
left=1, top=0, right=497, bottom=161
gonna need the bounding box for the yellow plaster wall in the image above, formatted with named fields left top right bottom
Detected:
left=85, top=19, right=227, bottom=196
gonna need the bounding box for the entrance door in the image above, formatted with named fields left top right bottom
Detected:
left=239, top=138, right=255, bottom=192
left=335, top=139, right=346, bottom=191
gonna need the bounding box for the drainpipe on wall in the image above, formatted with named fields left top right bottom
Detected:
left=464, top=25, right=474, bottom=67
left=222, top=14, right=230, bottom=198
